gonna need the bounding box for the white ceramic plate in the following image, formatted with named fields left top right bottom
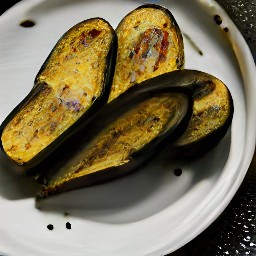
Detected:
left=0, top=0, right=255, bottom=255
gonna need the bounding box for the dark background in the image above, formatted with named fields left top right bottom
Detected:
left=0, top=1, right=256, bottom=255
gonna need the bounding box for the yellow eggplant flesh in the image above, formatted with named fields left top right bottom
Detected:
left=173, top=72, right=233, bottom=156
left=1, top=18, right=116, bottom=165
left=38, top=92, right=190, bottom=197
left=108, top=4, right=184, bottom=102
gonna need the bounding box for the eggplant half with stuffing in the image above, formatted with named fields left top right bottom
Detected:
left=36, top=70, right=233, bottom=199
left=0, top=18, right=117, bottom=172
left=108, top=4, right=184, bottom=102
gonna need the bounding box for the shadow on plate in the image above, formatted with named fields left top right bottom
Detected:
left=0, top=126, right=231, bottom=223
left=36, top=130, right=231, bottom=224
left=0, top=153, right=41, bottom=200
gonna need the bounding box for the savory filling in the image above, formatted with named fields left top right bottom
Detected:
left=175, top=78, right=231, bottom=146
left=47, top=93, right=187, bottom=189
left=1, top=19, right=113, bottom=164
left=108, top=7, right=183, bottom=101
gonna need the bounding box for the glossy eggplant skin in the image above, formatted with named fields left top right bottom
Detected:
left=0, top=18, right=117, bottom=173
left=108, top=4, right=184, bottom=102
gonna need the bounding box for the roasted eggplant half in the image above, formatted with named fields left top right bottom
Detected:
left=0, top=18, right=117, bottom=170
left=36, top=70, right=233, bottom=199
left=108, top=4, right=184, bottom=101
left=36, top=70, right=200, bottom=199
left=171, top=71, right=233, bottom=157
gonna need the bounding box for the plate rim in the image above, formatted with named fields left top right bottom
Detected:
left=0, top=0, right=255, bottom=255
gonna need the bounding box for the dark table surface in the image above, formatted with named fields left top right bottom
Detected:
left=0, top=1, right=256, bottom=255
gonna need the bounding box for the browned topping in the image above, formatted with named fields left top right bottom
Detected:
left=25, top=143, right=31, bottom=150
left=133, top=28, right=169, bottom=72
left=154, top=30, right=169, bottom=71
left=88, top=29, right=102, bottom=38
left=81, top=29, right=102, bottom=47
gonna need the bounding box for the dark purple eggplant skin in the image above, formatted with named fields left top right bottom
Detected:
left=0, top=18, right=117, bottom=174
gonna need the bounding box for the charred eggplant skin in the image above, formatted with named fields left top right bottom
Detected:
left=109, top=4, right=184, bottom=101
left=0, top=18, right=117, bottom=173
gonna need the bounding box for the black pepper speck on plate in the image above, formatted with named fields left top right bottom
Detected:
left=214, top=15, right=223, bottom=25
left=174, top=168, right=182, bottom=176
left=66, top=222, right=71, bottom=230
left=47, top=224, right=54, bottom=231
left=19, top=20, right=36, bottom=28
